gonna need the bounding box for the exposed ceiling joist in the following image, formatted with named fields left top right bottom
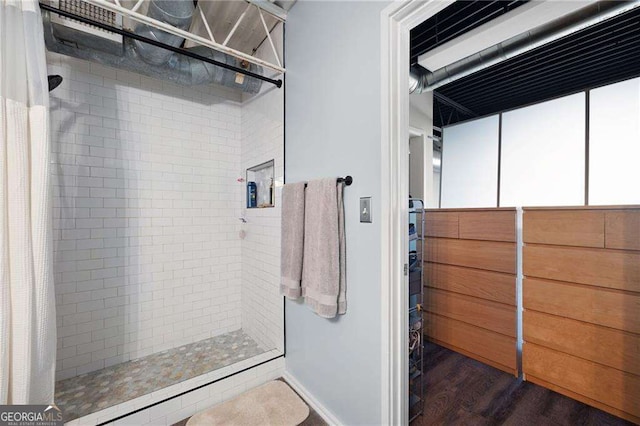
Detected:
left=246, top=0, right=287, bottom=21
left=410, top=0, right=530, bottom=65
left=433, top=92, right=476, bottom=118
left=428, top=3, right=640, bottom=128
left=417, top=0, right=598, bottom=71
left=80, top=0, right=286, bottom=74
left=414, top=1, right=640, bottom=93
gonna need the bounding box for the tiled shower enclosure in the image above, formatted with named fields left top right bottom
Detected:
left=47, top=44, right=284, bottom=422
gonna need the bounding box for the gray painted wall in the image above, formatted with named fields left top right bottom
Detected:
left=284, top=1, right=390, bottom=424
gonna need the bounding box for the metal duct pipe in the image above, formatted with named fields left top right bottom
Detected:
left=410, top=0, right=640, bottom=94
left=409, top=69, right=422, bottom=94
left=41, top=1, right=264, bottom=93
left=134, top=0, right=194, bottom=65
left=409, top=68, right=427, bottom=95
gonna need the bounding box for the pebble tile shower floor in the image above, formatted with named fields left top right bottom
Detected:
left=55, top=330, right=264, bottom=422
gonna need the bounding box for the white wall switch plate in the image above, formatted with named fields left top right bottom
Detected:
left=360, top=197, right=372, bottom=223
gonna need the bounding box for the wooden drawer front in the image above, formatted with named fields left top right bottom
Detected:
left=425, top=312, right=516, bottom=371
left=424, top=262, right=515, bottom=306
left=523, top=245, right=640, bottom=292
left=522, top=207, right=640, bottom=420
left=425, top=212, right=458, bottom=238
left=424, top=209, right=517, bottom=375
left=425, top=288, right=515, bottom=337
left=523, top=210, right=604, bottom=248
left=524, top=343, right=640, bottom=418
left=524, top=310, right=640, bottom=376
left=459, top=211, right=516, bottom=242
left=426, top=238, right=516, bottom=274
left=606, top=210, right=640, bottom=251
left=523, top=278, right=640, bottom=334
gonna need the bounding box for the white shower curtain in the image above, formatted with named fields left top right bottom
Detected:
left=0, top=0, right=56, bottom=404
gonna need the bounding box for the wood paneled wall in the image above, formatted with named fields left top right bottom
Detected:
left=522, top=206, right=640, bottom=424
left=423, top=208, right=517, bottom=376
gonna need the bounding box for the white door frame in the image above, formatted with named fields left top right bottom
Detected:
left=379, top=1, right=454, bottom=424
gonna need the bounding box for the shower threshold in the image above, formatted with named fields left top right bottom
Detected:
left=55, top=330, right=266, bottom=422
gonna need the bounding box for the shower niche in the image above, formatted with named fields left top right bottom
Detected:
left=246, top=160, right=275, bottom=208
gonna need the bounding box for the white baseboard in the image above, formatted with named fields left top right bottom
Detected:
left=282, top=372, right=342, bottom=426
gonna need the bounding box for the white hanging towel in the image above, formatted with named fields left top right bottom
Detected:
left=302, top=178, right=346, bottom=318
left=280, top=182, right=306, bottom=299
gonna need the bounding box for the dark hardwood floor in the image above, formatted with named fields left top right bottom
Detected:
left=411, top=342, right=635, bottom=426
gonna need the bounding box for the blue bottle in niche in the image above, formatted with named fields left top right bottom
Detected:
left=247, top=181, right=257, bottom=208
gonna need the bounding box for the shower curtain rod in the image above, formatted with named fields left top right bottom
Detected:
left=38, top=2, right=283, bottom=89
left=304, top=176, right=353, bottom=187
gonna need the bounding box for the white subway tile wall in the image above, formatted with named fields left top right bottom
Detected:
left=241, top=88, right=285, bottom=352
left=47, top=52, right=283, bottom=381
